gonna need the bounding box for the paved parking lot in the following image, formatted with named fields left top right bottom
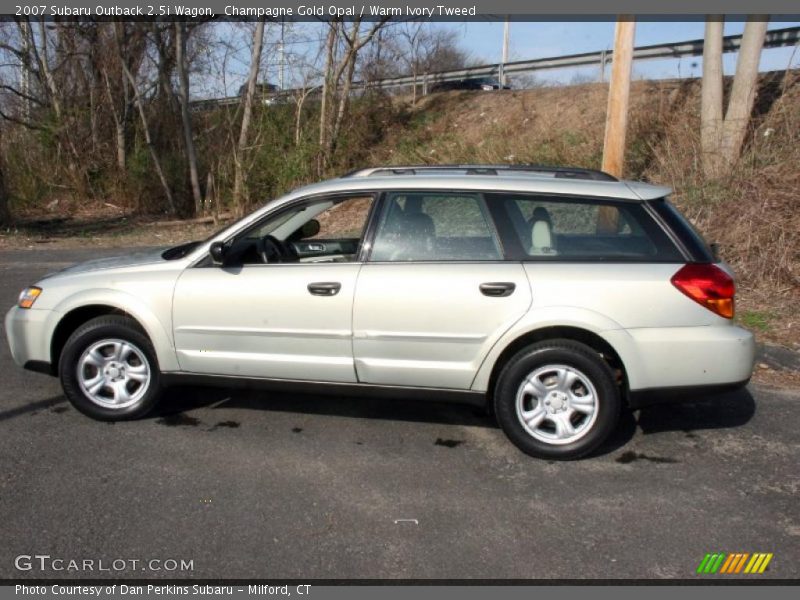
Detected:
left=1, top=248, right=798, bottom=580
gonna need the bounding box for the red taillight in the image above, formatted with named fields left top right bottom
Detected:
left=670, top=264, right=735, bottom=318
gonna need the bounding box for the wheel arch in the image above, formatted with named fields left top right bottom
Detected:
left=48, top=290, right=178, bottom=374
left=477, top=325, right=630, bottom=403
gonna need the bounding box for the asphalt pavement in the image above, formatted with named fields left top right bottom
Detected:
left=1, top=247, right=798, bottom=580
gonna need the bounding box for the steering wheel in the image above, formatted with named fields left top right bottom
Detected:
left=257, top=234, right=297, bottom=264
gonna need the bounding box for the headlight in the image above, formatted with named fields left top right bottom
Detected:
left=18, top=286, right=42, bottom=309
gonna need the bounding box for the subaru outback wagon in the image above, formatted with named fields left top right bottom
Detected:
left=5, top=165, right=755, bottom=459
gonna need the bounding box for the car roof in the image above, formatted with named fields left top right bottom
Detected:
left=285, top=173, right=671, bottom=202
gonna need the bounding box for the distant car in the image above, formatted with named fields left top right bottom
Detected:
left=238, top=82, right=285, bottom=105
left=5, top=163, right=755, bottom=460
left=238, top=82, right=280, bottom=97
left=431, top=77, right=511, bottom=92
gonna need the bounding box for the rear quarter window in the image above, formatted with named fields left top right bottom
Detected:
left=486, top=193, right=684, bottom=262
left=648, top=198, right=716, bottom=263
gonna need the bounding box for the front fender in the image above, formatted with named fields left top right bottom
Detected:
left=47, top=288, right=180, bottom=372
left=470, top=306, right=640, bottom=392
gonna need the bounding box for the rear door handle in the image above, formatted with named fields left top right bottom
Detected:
left=479, top=282, right=516, bottom=297
left=308, top=282, right=341, bottom=296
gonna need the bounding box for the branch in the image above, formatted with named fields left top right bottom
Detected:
left=0, top=106, right=45, bottom=130
left=0, top=83, right=44, bottom=106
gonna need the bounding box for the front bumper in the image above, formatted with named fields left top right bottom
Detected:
left=5, top=305, right=56, bottom=374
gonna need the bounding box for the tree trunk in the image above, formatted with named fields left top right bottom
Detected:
left=0, top=143, right=10, bottom=227
left=329, top=52, right=358, bottom=158
left=701, top=17, right=724, bottom=177
left=175, top=22, right=202, bottom=217
left=718, top=17, right=769, bottom=174
left=318, top=22, right=338, bottom=176
left=232, top=21, right=266, bottom=217
left=119, top=54, right=176, bottom=214
left=295, top=89, right=309, bottom=146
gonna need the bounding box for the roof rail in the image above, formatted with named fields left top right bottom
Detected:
left=343, top=164, right=618, bottom=182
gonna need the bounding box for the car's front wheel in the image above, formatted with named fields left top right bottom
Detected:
left=494, top=339, right=620, bottom=460
left=59, top=316, right=162, bottom=420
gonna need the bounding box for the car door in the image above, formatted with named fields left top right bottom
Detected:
left=172, top=194, right=375, bottom=382
left=352, top=191, right=532, bottom=390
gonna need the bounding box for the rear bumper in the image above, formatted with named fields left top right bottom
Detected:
left=604, top=324, right=755, bottom=394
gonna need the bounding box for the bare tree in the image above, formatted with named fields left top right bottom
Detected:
left=400, top=23, right=424, bottom=104
left=397, top=25, right=470, bottom=103
left=117, top=27, right=176, bottom=214
left=232, top=21, right=266, bottom=216
left=101, top=22, right=145, bottom=171
left=701, top=16, right=769, bottom=177
left=175, top=22, right=202, bottom=216
left=317, top=17, right=390, bottom=174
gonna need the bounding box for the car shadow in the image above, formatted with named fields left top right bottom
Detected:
left=6, top=386, right=755, bottom=462
left=153, top=385, right=496, bottom=429
left=634, top=387, right=756, bottom=435
left=152, top=385, right=757, bottom=456
left=0, top=395, right=68, bottom=422
left=588, top=388, right=756, bottom=459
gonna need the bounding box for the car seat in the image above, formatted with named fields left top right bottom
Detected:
left=529, top=206, right=556, bottom=255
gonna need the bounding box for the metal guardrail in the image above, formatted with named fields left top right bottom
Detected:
left=191, top=26, right=800, bottom=110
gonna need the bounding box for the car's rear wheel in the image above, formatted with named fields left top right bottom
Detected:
left=59, top=316, right=162, bottom=420
left=494, top=339, right=620, bottom=460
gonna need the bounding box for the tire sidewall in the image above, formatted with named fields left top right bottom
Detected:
left=59, top=318, right=161, bottom=421
left=495, top=342, right=620, bottom=460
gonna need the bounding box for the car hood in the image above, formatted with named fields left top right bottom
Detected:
left=45, top=247, right=167, bottom=278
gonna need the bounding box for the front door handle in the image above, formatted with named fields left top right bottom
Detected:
left=308, top=282, right=341, bottom=296
left=479, top=282, right=516, bottom=297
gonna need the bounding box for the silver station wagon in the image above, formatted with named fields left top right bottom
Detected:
left=5, top=165, right=755, bottom=459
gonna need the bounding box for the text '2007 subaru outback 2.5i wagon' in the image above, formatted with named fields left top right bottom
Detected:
left=5, top=164, right=755, bottom=460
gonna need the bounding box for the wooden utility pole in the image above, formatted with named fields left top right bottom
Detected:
left=602, top=17, right=636, bottom=178
left=599, top=17, right=635, bottom=233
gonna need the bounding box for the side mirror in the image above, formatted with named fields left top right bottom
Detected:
left=209, top=241, right=227, bottom=265
left=300, top=219, right=321, bottom=239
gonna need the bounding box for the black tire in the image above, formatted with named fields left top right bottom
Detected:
left=59, top=315, right=162, bottom=421
left=494, top=339, right=620, bottom=460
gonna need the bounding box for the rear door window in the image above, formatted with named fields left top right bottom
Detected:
left=488, top=193, right=683, bottom=262
left=369, top=192, right=503, bottom=262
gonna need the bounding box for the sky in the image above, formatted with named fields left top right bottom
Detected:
left=438, top=19, right=800, bottom=84
left=196, top=19, right=800, bottom=99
